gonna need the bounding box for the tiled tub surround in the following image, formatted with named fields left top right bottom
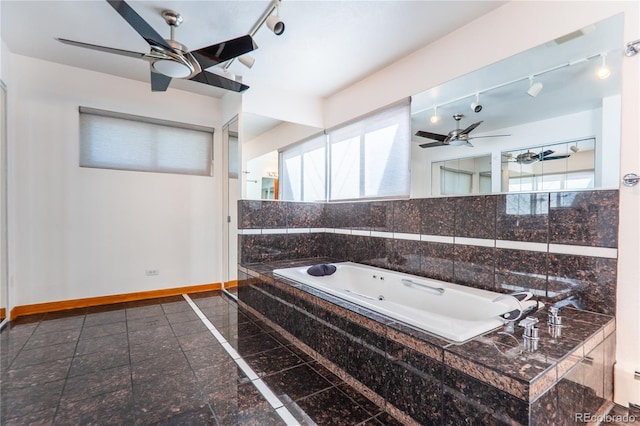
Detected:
left=237, top=260, right=616, bottom=425
left=238, top=189, right=618, bottom=315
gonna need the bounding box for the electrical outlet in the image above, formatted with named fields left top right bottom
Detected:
left=146, top=269, right=159, bottom=276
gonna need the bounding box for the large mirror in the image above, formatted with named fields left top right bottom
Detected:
left=410, top=14, right=623, bottom=198
left=241, top=113, right=322, bottom=200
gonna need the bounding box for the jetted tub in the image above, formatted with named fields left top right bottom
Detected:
left=273, top=262, right=538, bottom=343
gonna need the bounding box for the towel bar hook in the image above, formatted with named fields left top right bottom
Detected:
left=622, top=173, right=640, bottom=187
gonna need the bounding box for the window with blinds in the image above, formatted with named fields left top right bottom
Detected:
left=79, top=107, right=214, bottom=176
left=279, top=133, right=327, bottom=202
left=328, top=100, right=411, bottom=200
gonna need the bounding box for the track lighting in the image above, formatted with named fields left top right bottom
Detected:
left=266, top=1, right=285, bottom=36
left=527, top=76, right=543, bottom=97
left=596, top=53, right=611, bottom=79
left=266, top=15, right=285, bottom=35
left=238, top=54, right=255, bottom=69
left=570, top=145, right=580, bottom=153
left=222, top=0, right=285, bottom=73
left=430, top=106, right=440, bottom=124
left=470, top=93, right=482, bottom=113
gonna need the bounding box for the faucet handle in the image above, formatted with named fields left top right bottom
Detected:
left=518, top=316, right=539, bottom=329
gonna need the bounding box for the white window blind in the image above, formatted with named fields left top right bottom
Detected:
left=280, top=133, right=327, bottom=201
left=440, top=167, right=473, bottom=195
left=328, top=100, right=411, bottom=200
left=79, top=107, right=213, bottom=176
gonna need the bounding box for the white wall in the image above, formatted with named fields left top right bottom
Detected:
left=8, top=54, right=224, bottom=307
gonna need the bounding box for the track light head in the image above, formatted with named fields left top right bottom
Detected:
left=470, top=93, right=482, bottom=113
left=596, top=53, right=611, bottom=80
left=266, top=14, right=285, bottom=35
left=430, top=106, right=440, bottom=124
left=238, top=54, right=255, bottom=69
left=527, top=77, right=543, bottom=97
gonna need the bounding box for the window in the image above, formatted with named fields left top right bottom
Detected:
left=280, top=133, right=327, bottom=201
left=328, top=100, right=411, bottom=200
left=79, top=107, right=213, bottom=176
left=278, top=100, right=411, bottom=202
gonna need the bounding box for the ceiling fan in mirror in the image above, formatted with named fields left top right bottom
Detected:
left=57, top=0, right=257, bottom=92
left=502, top=150, right=571, bottom=165
left=416, top=114, right=509, bottom=148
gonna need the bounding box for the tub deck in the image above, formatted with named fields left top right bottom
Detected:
left=239, top=258, right=615, bottom=425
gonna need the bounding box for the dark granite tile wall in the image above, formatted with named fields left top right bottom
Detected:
left=453, top=245, right=495, bottom=291
left=454, top=195, right=496, bottom=239
left=549, top=190, right=619, bottom=248
left=547, top=253, right=617, bottom=316
left=442, top=365, right=528, bottom=425
left=386, top=340, right=443, bottom=424
left=392, top=200, right=421, bottom=234
left=420, top=242, right=454, bottom=283
left=495, top=248, right=548, bottom=296
left=238, top=189, right=618, bottom=313
left=420, top=198, right=455, bottom=236
left=496, top=193, right=549, bottom=242
left=239, top=200, right=287, bottom=229
left=285, top=202, right=325, bottom=228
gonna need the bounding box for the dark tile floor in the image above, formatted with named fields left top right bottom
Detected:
left=0, top=291, right=396, bottom=425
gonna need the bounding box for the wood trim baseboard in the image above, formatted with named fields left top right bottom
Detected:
left=9, top=282, right=221, bottom=321
left=224, top=280, right=238, bottom=288
left=0, top=307, right=5, bottom=321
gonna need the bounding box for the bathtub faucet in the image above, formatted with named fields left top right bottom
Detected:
left=401, top=278, right=444, bottom=295
left=493, top=291, right=538, bottom=322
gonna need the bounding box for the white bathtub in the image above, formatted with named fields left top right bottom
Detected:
left=273, top=262, right=537, bottom=343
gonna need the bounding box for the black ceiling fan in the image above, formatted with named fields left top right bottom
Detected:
left=416, top=113, right=509, bottom=148
left=504, top=150, right=571, bottom=165
left=57, top=0, right=257, bottom=92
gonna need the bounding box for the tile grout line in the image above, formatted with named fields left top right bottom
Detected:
left=182, top=294, right=300, bottom=426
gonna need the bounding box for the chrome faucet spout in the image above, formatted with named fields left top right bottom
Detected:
left=493, top=291, right=536, bottom=322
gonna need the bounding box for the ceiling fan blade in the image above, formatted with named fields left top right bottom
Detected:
left=419, top=141, right=446, bottom=148
left=151, top=71, right=172, bottom=92
left=190, top=35, right=257, bottom=70
left=57, top=38, right=147, bottom=59
left=459, top=121, right=483, bottom=135
left=416, top=130, right=447, bottom=142
left=189, top=70, right=249, bottom=92
left=540, top=154, right=571, bottom=161
left=106, top=0, right=175, bottom=52
left=540, top=149, right=555, bottom=158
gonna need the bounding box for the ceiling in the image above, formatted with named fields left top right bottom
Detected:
left=1, top=0, right=506, bottom=99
